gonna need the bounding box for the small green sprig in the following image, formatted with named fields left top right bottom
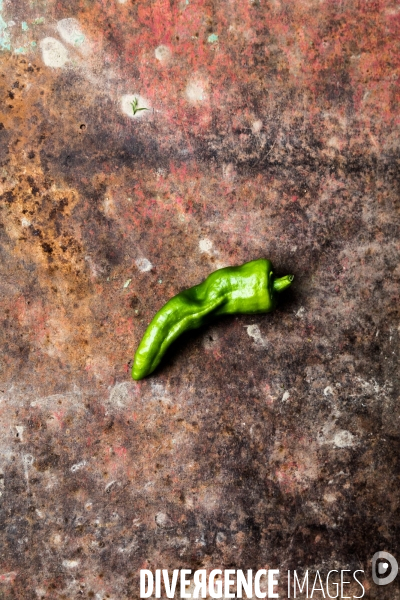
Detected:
left=131, top=97, right=149, bottom=115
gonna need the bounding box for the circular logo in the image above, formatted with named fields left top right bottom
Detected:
left=372, top=552, right=398, bottom=586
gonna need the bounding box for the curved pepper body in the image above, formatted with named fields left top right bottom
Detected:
left=132, top=258, right=293, bottom=380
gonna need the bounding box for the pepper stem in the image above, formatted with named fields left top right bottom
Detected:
left=273, top=274, right=294, bottom=293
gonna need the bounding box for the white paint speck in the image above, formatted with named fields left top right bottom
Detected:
left=22, top=454, right=34, bottom=468
left=185, top=79, right=208, bottom=104
left=327, top=136, right=342, bottom=150
left=295, top=306, right=305, bottom=318
left=103, top=196, right=114, bottom=216
left=22, top=454, right=34, bottom=494
left=135, top=257, right=153, bottom=272
left=62, top=560, right=80, bottom=569
left=324, top=386, right=334, bottom=396
left=109, top=382, right=130, bottom=407
left=105, top=480, right=117, bottom=492
left=252, top=120, right=263, bottom=134
left=123, top=279, right=131, bottom=288
left=84, top=255, right=103, bottom=278
left=117, top=538, right=139, bottom=554
left=244, top=324, right=267, bottom=347
left=199, top=238, right=213, bottom=253
left=40, top=37, right=69, bottom=68
left=216, top=531, right=226, bottom=544
left=324, top=493, right=337, bottom=503
left=121, top=94, right=151, bottom=119
left=151, top=381, right=167, bottom=399
left=15, top=425, right=24, bottom=441
left=70, top=460, right=87, bottom=472
left=52, top=533, right=62, bottom=546
left=282, top=390, right=290, bottom=402
left=333, top=430, right=356, bottom=448
left=57, top=18, right=85, bottom=47
left=155, top=512, right=171, bottom=527
left=155, top=44, right=172, bottom=62
left=21, top=217, right=31, bottom=228
left=222, top=163, right=236, bottom=182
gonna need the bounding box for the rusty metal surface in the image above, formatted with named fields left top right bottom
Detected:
left=0, top=0, right=399, bottom=597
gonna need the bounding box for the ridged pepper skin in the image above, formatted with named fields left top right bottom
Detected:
left=132, top=258, right=293, bottom=380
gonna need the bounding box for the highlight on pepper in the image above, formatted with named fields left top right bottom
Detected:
left=131, top=258, right=294, bottom=380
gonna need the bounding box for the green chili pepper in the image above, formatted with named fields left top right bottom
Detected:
left=131, top=258, right=293, bottom=380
